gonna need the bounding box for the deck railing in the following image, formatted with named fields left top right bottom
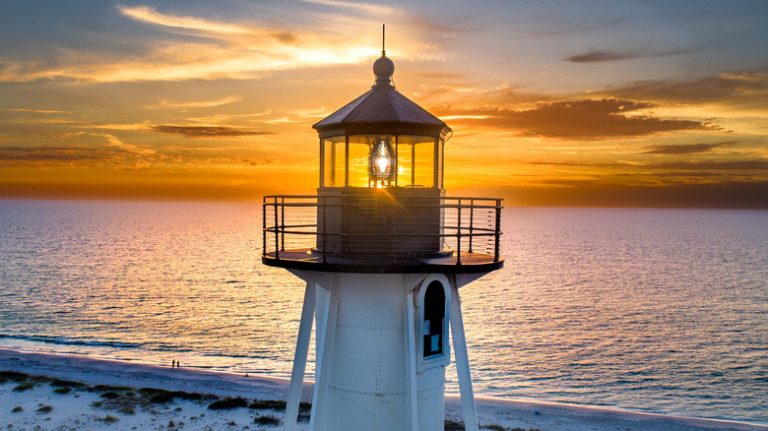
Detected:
left=262, top=194, right=502, bottom=265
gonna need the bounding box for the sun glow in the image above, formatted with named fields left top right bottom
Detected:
left=0, top=2, right=765, bottom=207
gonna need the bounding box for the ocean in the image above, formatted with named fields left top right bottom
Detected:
left=0, top=200, right=766, bottom=423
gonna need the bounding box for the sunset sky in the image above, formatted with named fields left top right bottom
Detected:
left=1, top=0, right=766, bottom=207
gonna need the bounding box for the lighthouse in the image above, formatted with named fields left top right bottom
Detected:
left=262, top=34, right=503, bottom=431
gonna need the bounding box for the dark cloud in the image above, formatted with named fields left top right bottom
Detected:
left=0, top=146, right=105, bottom=161
left=607, top=67, right=768, bottom=106
left=271, top=31, right=296, bottom=43
left=636, top=171, right=726, bottom=178
left=525, top=160, right=630, bottom=169
left=644, top=140, right=737, bottom=154
left=241, top=158, right=273, bottom=166
left=151, top=125, right=272, bottom=138
left=565, top=49, right=696, bottom=63
left=649, top=159, right=768, bottom=170
left=484, top=181, right=768, bottom=209
left=442, top=99, right=714, bottom=139
left=525, top=157, right=768, bottom=171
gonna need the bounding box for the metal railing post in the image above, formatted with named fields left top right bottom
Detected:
left=494, top=199, right=501, bottom=263
left=456, top=198, right=462, bottom=265
left=262, top=197, right=267, bottom=257
left=274, top=196, right=280, bottom=260
left=468, top=199, right=474, bottom=254
left=280, top=196, right=285, bottom=252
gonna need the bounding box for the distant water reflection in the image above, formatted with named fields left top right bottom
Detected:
left=0, top=201, right=766, bottom=423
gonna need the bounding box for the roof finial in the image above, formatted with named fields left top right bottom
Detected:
left=382, top=23, right=386, bottom=56
left=373, top=24, right=394, bottom=85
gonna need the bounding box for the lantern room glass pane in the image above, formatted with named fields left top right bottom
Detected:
left=396, top=136, right=411, bottom=187
left=399, top=135, right=435, bottom=188
left=415, top=139, right=435, bottom=188
left=347, top=135, right=399, bottom=187
left=322, top=136, right=346, bottom=187
left=347, top=136, right=364, bottom=187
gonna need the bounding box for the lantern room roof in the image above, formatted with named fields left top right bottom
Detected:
left=313, top=56, right=451, bottom=138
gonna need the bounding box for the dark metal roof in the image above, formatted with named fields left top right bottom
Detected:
left=313, top=57, right=450, bottom=137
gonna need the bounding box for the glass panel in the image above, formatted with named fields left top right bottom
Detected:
left=348, top=135, right=396, bottom=187
left=414, top=139, right=435, bottom=187
left=348, top=135, right=371, bottom=187
left=396, top=136, right=412, bottom=187
left=322, top=136, right=345, bottom=187
left=397, top=135, right=435, bottom=187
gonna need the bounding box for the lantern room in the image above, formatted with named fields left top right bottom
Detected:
left=315, top=55, right=448, bottom=190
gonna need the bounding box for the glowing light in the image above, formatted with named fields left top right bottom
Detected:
left=376, top=150, right=390, bottom=175
left=368, top=137, right=395, bottom=187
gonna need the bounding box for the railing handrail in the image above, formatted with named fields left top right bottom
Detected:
left=263, top=202, right=502, bottom=210
left=262, top=194, right=503, bottom=203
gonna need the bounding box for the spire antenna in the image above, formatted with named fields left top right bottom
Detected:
left=382, top=24, right=386, bottom=56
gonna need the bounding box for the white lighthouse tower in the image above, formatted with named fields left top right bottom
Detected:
left=262, top=36, right=503, bottom=431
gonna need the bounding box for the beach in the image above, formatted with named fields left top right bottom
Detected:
left=2, top=348, right=765, bottom=431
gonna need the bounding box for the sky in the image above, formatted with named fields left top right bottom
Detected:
left=0, top=0, right=767, bottom=207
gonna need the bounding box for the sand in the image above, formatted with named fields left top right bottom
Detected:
left=1, top=348, right=765, bottom=431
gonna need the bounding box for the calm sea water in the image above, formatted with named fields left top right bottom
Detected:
left=0, top=200, right=766, bottom=423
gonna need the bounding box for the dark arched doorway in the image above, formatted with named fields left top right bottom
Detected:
left=423, top=281, right=446, bottom=358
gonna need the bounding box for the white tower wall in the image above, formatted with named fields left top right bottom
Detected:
left=296, top=272, right=451, bottom=431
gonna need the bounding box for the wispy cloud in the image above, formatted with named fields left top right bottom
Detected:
left=0, top=1, right=457, bottom=84
left=298, top=0, right=395, bottom=16
left=118, top=5, right=296, bottom=42
left=151, top=125, right=272, bottom=138
left=565, top=49, right=696, bottom=63
left=2, top=108, right=69, bottom=114
left=145, top=96, right=242, bottom=110
left=644, top=140, right=736, bottom=155
left=119, top=5, right=252, bottom=35
left=0, top=5, right=383, bottom=83
left=99, top=134, right=156, bottom=155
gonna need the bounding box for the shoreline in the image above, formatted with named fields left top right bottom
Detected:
left=1, top=347, right=766, bottom=430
